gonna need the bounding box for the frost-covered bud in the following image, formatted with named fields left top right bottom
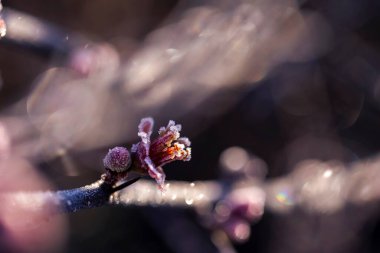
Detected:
left=149, top=121, right=191, bottom=167
left=103, top=147, right=131, bottom=172
left=130, top=118, right=192, bottom=188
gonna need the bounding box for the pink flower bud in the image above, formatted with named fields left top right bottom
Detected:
left=130, top=118, right=192, bottom=188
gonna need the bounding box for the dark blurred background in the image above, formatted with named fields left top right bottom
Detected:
left=1, top=0, right=380, bottom=252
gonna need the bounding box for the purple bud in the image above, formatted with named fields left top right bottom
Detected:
left=103, top=147, right=131, bottom=172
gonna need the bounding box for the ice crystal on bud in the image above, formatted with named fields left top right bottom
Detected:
left=138, top=117, right=154, bottom=143
left=131, top=118, right=192, bottom=188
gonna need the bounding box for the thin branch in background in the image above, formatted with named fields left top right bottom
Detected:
left=113, top=155, right=380, bottom=212
left=0, top=7, right=76, bottom=55
left=112, top=180, right=223, bottom=207
left=109, top=152, right=380, bottom=246
left=110, top=176, right=141, bottom=193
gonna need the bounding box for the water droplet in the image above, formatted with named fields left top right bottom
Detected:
left=190, top=182, right=195, bottom=187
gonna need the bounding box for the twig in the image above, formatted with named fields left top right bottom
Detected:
left=0, top=118, right=192, bottom=215
left=57, top=177, right=140, bottom=213
left=0, top=177, right=141, bottom=215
